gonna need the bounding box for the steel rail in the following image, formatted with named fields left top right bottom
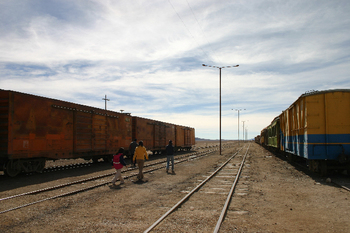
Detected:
left=143, top=147, right=243, bottom=233
left=0, top=150, right=210, bottom=202
left=0, top=148, right=219, bottom=214
left=214, top=143, right=251, bottom=233
left=332, top=181, right=350, bottom=192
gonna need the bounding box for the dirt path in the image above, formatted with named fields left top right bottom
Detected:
left=0, top=142, right=349, bottom=232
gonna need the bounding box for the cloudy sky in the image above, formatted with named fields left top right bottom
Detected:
left=1, top=0, right=349, bottom=140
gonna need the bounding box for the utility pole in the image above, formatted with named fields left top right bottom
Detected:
left=234, top=109, right=245, bottom=145
left=242, top=121, right=245, bottom=142
left=102, top=95, right=110, bottom=110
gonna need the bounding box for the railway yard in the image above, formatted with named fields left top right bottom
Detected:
left=0, top=141, right=349, bottom=232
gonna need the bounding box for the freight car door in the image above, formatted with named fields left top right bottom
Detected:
left=92, top=114, right=107, bottom=151
left=154, top=124, right=166, bottom=150
left=0, top=91, right=9, bottom=157
left=184, top=128, right=190, bottom=147
left=74, top=111, right=93, bottom=152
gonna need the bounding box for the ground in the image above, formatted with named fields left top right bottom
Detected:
left=0, top=141, right=349, bottom=232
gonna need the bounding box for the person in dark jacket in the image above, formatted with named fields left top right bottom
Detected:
left=166, top=140, right=175, bottom=174
left=111, top=148, right=127, bottom=185
left=129, top=139, right=138, bottom=167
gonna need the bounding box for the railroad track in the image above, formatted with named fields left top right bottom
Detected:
left=330, top=175, right=350, bottom=192
left=144, top=143, right=251, bottom=233
left=0, top=143, right=228, bottom=178
left=0, top=144, right=236, bottom=215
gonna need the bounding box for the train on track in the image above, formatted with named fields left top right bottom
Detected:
left=0, top=89, right=195, bottom=177
left=256, top=89, right=350, bottom=175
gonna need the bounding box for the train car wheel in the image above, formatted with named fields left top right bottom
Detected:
left=319, top=161, right=328, bottom=176
left=309, top=160, right=328, bottom=175
left=5, top=160, right=21, bottom=177
left=308, top=160, right=319, bottom=173
left=103, top=155, right=113, bottom=163
left=35, top=160, right=46, bottom=173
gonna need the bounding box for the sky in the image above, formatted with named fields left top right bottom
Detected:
left=1, top=0, right=350, bottom=140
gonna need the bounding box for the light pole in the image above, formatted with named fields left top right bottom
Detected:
left=234, top=109, right=245, bottom=145
left=203, top=64, right=239, bottom=155
left=242, top=121, right=245, bottom=142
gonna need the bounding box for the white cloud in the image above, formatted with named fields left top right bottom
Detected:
left=1, top=0, right=350, bottom=139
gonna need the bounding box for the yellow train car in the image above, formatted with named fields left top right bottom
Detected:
left=279, top=89, right=350, bottom=173
left=267, top=117, right=280, bottom=149
left=260, top=127, right=267, bottom=146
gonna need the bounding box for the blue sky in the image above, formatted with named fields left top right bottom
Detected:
left=1, top=0, right=350, bottom=140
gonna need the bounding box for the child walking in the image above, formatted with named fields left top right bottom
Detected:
left=111, top=148, right=127, bottom=185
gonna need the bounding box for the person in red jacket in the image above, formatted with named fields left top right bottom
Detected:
left=111, top=148, right=127, bottom=185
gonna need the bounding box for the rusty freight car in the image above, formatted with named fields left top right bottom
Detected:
left=0, top=89, right=132, bottom=176
left=175, top=125, right=195, bottom=152
left=131, top=116, right=175, bottom=155
left=131, top=117, right=195, bottom=155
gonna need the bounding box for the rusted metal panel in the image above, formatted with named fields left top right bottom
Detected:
left=8, top=91, right=75, bottom=159
left=175, top=125, right=185, bottom=148
left=2, top=89, right=131, bottom=160
left=175, top=125, right=195, bottom=150
left=186, top=127, right=195, bottom=147
left=132, top=116, right=157, bottom=151
left=166, top=124, right=176, bottom=146
left=154, top=123, right=165, bottom=148
left=132, top=116, right=176, bottom=152
left=0, top=90, right=9, bottom=159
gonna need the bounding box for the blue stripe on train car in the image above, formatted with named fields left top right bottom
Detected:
left=281, top=133, right=350, bottom=160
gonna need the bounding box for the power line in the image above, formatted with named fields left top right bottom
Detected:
left=185, top=0, right=222, bottom=64
left=167, top=0, right=211, bottom=62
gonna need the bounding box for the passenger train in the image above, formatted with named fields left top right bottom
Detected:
left=257, top=89, right=350, bottom=175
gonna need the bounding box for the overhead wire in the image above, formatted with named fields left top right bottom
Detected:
left=184, top=0, right=222, bottom=64
left=167, top=0, right=214, bottom=63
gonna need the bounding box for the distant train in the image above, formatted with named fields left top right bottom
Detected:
left=256, top=89, right=350, bottom=175
left=0, top=89, right=195, bottom=177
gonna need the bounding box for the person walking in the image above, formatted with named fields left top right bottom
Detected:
left=166, top=140, right=175, bottom=174
left=133, top=141, right=148, bottom=181
left=129, top=139, right=138, bottom=167
left=111, top=148, right=127, bottom=185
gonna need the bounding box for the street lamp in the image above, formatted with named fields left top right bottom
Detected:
left=243, top=120, right=249, bottom=141
left=203, top=64, right=239, bottom=155
left=233, top=109, right=245, bottom=145
left=242, top=121, right=245, bottom=142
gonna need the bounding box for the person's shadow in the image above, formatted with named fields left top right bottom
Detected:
left=132, top=179, right=148, bottom=184
left=109, top=184, right=122, bottom=189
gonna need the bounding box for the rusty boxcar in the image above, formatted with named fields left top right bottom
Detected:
left=131, top=117, right=195, bottom=154
left=131, top=116, right=175, bottom=154
left=175, top=125, right=195, bottom=152
left=0, top=89, right=132, bottom=176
